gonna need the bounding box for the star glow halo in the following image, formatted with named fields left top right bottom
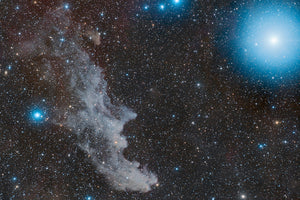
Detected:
left=30, top=108, right=45, bottom=123
left=240, top=7, right=300, bottom=68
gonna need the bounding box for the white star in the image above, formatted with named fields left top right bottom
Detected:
left=270, top=36, right=278, bottom=45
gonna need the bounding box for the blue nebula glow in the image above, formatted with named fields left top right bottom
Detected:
left=240, top=8, right=300, bottom=68
left=173, top=0, right=180, bottom=4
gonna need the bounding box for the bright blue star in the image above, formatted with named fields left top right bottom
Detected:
left=240, top=7, right=300, bottom=68
left=144, top=5, right=149, bottom=10
left=34, top=112, right=41, bottom=118
left=12, top=177, right=17, bottom=181
left=173, top=0, right=180, bottom=4
left=258, top=143, right=267, bottom=149
left=174, top=167, right=179, bottom=171
left=60, top=37, right=65, bottom=42
left=31, top=109, right=44, bottom=122
left=7, top=65, right=12, bottom=70
left=15, top=5, right=20, bottom=10
left=64, top=3, right=69, bottom=9
left=159, top=4, right=165, bottom=10
left=85, top=196, right=93, bottom=200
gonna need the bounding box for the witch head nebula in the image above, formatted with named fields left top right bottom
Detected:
left=17, top=7, right=158, bottom=192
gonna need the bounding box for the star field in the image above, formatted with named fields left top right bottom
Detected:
left=0, top=0, right=299, bottom=199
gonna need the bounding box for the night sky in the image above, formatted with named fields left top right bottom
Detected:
left=0, top=0, right=299, bottom=199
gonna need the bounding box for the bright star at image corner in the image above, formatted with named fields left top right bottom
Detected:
left=238, top=7, right=300, bottom=69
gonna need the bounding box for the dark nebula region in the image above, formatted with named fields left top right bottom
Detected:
left=0, top=0, right=299, bottom=200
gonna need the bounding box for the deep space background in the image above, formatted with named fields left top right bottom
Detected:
left=0, top=0, right=299, bottom=199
